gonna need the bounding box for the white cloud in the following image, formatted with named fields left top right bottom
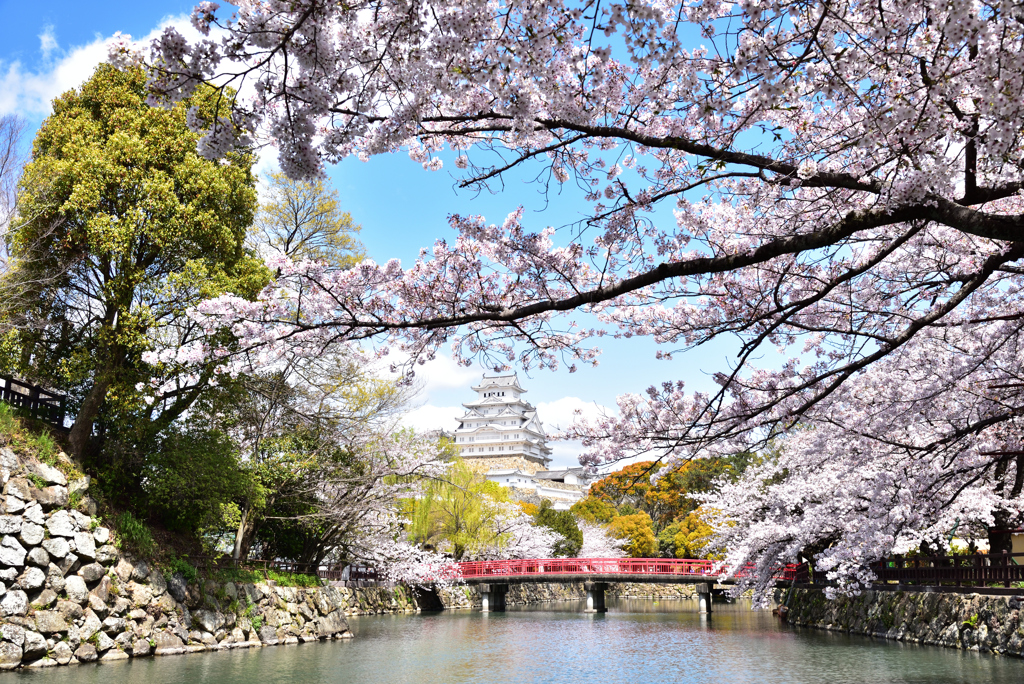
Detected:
left=536, top=396, right=613, bottom=431
left=0, top=15, right=200, bottom=118
left=400, top=403, right=463, bottom=433
left=39, top=26, right=58, bottom=60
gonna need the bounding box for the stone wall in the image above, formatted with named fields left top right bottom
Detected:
left=785, top=587, right=1024, bottom=656
left=0, top=446, right=358, bottom=670
left=438, top=581, right=700, bottom=610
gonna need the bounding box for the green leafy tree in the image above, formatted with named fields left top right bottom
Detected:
left=569, top=497, right=617, bottom=525
left=2, top=64, right=263, bottom=458
left=534, top=500, right=582, bottom=557
left=252, top=171, right=364, bottom=266
left=406, top=459, right=516, bottom=560
left=607, top=512, right=658, bottom=558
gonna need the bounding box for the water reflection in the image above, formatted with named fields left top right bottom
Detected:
left=7, top=598, right=1024, bottom=683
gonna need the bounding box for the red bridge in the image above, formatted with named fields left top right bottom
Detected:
left=451, top=557, right=805, bottom=584
left=439, top=557, right=806, bottom=613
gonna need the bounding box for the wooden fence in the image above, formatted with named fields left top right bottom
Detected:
left=0, top=375, right=66, bottom=427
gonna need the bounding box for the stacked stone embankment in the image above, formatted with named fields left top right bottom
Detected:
left=439, top=581, right=703, bottom=609
left=0, top=445, right=354, bottom=670
left=785, top=587, right=1024, bottom=656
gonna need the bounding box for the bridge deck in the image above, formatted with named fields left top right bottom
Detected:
left=449, top=558, right=803, bottom=585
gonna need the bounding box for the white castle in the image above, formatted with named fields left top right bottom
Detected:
left=453, top=372, right=552, bottom=468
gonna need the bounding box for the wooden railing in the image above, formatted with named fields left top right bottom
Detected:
left=0, top=375, right=66, bottom=428
left=870, top=551, right=1024, bottom=588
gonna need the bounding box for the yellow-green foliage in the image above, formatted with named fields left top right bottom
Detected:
left=404, top=459, right=517, bottom=560
left=607, top=512, right=659, bottom=557
left=672, top=508, right=721, bottom=560
left=570, top=497, right=617, bottom=524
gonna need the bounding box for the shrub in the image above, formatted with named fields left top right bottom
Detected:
left=163, top=555, right=198, bottom=584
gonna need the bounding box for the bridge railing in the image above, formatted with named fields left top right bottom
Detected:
left=451, top=557, right=808, bottom=582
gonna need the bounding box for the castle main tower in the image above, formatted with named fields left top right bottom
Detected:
left=452, top=372, right=552, bottom=471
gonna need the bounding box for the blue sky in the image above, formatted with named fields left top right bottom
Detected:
left=1, top=1, right=751, bottom=468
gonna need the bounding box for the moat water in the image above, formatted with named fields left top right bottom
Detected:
left=8, top=598, right=1024, bottom=683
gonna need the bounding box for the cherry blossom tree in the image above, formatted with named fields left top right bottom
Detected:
left=115, top=0, right=1024, bottom=588
left=577, top=520, right=627, bottom=558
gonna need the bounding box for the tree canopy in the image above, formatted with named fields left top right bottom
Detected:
left=2, top=64, right=264, bottom=458
left=122, top=0, right=1024, bottom=595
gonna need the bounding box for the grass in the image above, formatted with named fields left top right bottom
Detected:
left=0, top=402, right=80, bottom=477
left=113, top=511, right=156, bottom=556
left=209, top=565, right=323, bottom=588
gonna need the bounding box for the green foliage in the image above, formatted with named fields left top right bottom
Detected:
left=0, top=403, right=15, bottom=438
left=570, top=497, right=617, bottom=524
left=250, top=614, right=264, bottom=632
left=113, top=511, right=155, bottom=556
left=26, top=473, right=47, bottom=489
left=252, top=171, right=365, bottom=266
left=405, top=459, right=517, bottom=560
left=670, top=509, right=720, bottom=560
left=3, top=62, right=265, bottom=461
left=963, top=613, right=980, bottom=629
left=535, top=500, right=583, bottom=557
left=607, top=512, right=659, bottom=557
left=164, top=555, right=198, bottom=584
left=141, top=425, right=249, bottom=535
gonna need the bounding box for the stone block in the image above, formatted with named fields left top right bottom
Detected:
left=0, top=641, right=21, bottom=670
left=26, top=546, right=48, bottom=567
left=57, top=552, right=79, bottom=576
left=95, top=631, right=114, bottom=652
left=55, top=600, right=82, bottom=622
left=88, top=595, right=108, bottom=618
left=22, top=504, right=43, bottom=525
left=258, top=625, right=278, bottom=645
left=132, top=637, right=152, bottom=657
left=79, top=562, right=105, bottom=583
left=74, top=643, right=97, bottom=662
left=100, top=648, right=128, bottom=661
left=0, top=590, right=27, bottom=616
left=73, top=531, right=96, bottom=559
left=0, top=516, right=20, bottom=535
left=1, top=623, right=24, bottom=645
left=132, top=583, right=153, bottom=607
left=31, top=588, right=56, bottom=609
left=91, top=574, right=112, bottom=602
left=28, top=463, right=66, bottom=487
left=0, top=536, right=26, bottom=567
left=34, top=611, right=69, bottom=634
left=19, top=566, right=44, bottom=590
left=132, top=561, right=150, bottom=580
left=45, top=564, right=64, bottom=593
left=317, top=610, right=349, bottom=637
left=18, top=522, right=44, bottom=547
left=149, top=569, right=167, bottom=596
left=52, top=640, right=73, bottom=665
left=167, top=573, right=187, bottom=603
left=78, top=610, right=101, bottom=642
left=4, top=478, right=30, bottom=501
left=64, top=575, right=88, bottom=603
left=96, top=544, right=118, bottom=565
left=21, top=630, right=45, bottom=660
left=3, top=497, right=23, bottom=514
left=93, top=526, right=110, bottom=544
left=112, top=596, right=131, bottom=615
left=68, top=476, right=89, bottom=496
left=193, top=609, right=224, bottom=633
left=102, top=616, right=126, bottom=634
left=45, top=511, right=75, bottom=538
left=152, top=630, right=185, bottom=655
left=41, top=537, right=69, bottom=559
left=33, top=486, right=68, bottom=511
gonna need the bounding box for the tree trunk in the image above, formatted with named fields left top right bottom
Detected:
left=67, top=375, right=112, bottom=459
left=233, top=506, right=249, bottom=561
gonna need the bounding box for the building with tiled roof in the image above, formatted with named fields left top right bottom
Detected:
left=453, top=373, right=552, bottom=470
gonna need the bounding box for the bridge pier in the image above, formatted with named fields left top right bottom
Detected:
left=479, top=583, right=508, bottom=612
left=696, top=582, right=713, bottom=614
left=584, top=581, right=607, bottom=613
